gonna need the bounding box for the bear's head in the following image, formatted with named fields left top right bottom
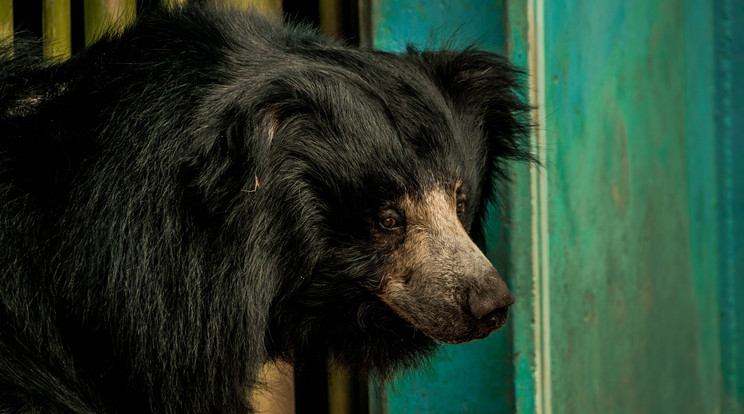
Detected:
left=250, top=47, right=532, bottom=373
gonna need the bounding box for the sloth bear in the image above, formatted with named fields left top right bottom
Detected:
left=0, top=4, right=531, bottom=413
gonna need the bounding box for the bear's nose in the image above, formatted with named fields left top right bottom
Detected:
left=467, top=274, right=515, bottom=320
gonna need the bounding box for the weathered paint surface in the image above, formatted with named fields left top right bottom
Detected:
left=368, top=1, right=515, bottom=413
left=546, top=0, right=711, bottom=411
left=509, top=0, right=743, bottom=413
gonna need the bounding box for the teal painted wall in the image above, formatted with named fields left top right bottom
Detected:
left=368, top=0, right=506, bottom=53
left=508, top=0, right=744, bottom=413
left=370, top=0, right=743, bottom=413
left=539, top=0, right=718, bottom=412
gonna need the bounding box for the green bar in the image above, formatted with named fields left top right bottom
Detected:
left=328, top=366, right=353, bottom=414
left=84, top=0, right=136, bottom=46
left=328, top=363, right=367, bottom=414
left=43, top=0, right=72, bottom=62
left=0, top=0, right=12, bottom=47
left=161, top=0, right=185, bottom=9
left=357, top=0, right=371, bottom=48
left=209, top=0, right=282, bottom=16
left=503, top=2, right=539, bottom=413
left=319, top=0, right=342, bottom=38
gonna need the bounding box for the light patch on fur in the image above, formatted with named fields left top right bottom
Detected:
left=378, top=187, right=460, bottom=288
left=377, top=187, right=467, bottom=340
left=264, top=108, right=280, bottom=146
left=4, top=82, right=69, bottom=117
left=376, top=186, right=513, bottom=343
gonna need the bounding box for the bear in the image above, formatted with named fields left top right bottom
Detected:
left=0, top=4, right=531, bottom=413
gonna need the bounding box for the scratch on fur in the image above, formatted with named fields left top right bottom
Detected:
left=242, top=175, right=260, bottom=193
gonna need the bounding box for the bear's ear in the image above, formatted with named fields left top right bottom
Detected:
left=407, top=48, right=535, bottom=245
left=409, top=48, right=534, bottom=169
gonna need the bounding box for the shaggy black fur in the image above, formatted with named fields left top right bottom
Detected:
left=0, top=5, right=531, bottom=413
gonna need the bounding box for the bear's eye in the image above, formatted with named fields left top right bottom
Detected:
left=378, top=208, right=404, bottom=231
left=378, top=209, right=405, bottom=230
left=456, top=201, right=465, bottom=215
left=380, top=217, right=399, bottom=229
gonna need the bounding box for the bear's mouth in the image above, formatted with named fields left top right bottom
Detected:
left=379, top=290, right=512, bottom=345
left=466, top=305, right=510, bottom=341
left=428, top=303, right=510, bottom=344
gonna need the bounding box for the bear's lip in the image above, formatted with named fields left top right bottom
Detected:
left=378, top=280, right=512, bottom=344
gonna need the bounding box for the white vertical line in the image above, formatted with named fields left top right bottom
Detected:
left=526, top=1, right=544, bottom=413
left=529, top=139, right=543, bottom=414
left=529, top=157, right=543, bottom=414
left=528, top=0, right=551, bottom=413
left=535, top=0, right=552, bottom=411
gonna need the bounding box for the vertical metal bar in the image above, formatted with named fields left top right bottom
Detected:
left=162, top=0, right=186, bottom=8
left=209, top=0, right=282, bottom=17
left=319, top=0, right=341, bottom=38
left=328, top=367, right=353, bottom=414
left=252, top=362, right=296, bottom=414
left=357, top=0, right=372, bottom=48
left=43, top=0, right=72, bottom=62
left=504, top=1, right=540, bottom=413
left=318, top=1, right=365, bottom=410
left=83, top=0, right=136, bottom=46
left=0, top=0, right=12, bottom=47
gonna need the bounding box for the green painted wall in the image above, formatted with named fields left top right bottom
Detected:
left=370, top=0, right=743, bottom=413
left=541, top=1, right=718, bottom=412
left=368, top=0, right=506, bottom=53
left=509, top=0, right=742, bottom=413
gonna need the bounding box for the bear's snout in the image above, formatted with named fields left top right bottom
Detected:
left=377, top=188, right=516, bottom=344
left=466, top=271, right=515, bottom=320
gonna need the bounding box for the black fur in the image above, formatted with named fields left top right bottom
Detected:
left=0, top=5, right=531, bottom=413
